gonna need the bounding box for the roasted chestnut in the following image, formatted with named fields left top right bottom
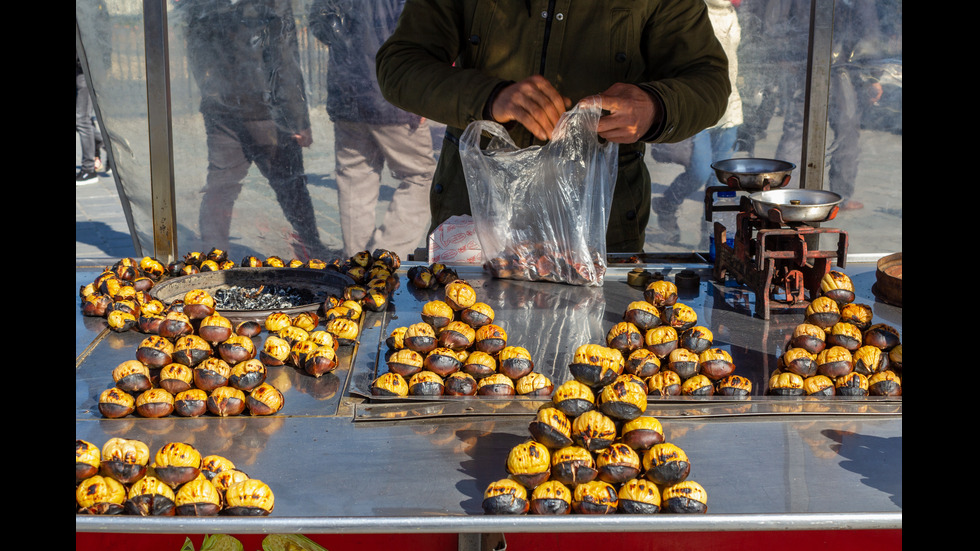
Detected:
left=661, top=302, right=697, bottom=332
left=661, top=480, right=708, bottom=514
left=625, top=348, right=662, bottom=378
left=834, top=372, right=869, bottom=397
left=76, top=475, right=127, bottom=515
left=106, top=308, right=137, bottom=332
left=666, top=348, right=700, bottom=381
left=259, top=335, right=291, bottom=366
left=288, top=339, right=320, bottom=369
left=549, top=445, right=597, bottom=486
left=234, top=320, right=262, bottom=338
left=445, top=371, right=478, bottom=396
left=217, top=334, right=257, bottom=365
left=803, top=375, right=835, bottom=396
left=444, top=279, right=477, bottom=311
left=264, top=312, right=292, bottom=333
left=158, top=311, right=194, bottom=340
left=304, top=345, right=339, bottom=378
left=888, top=345, right=902, bottom=373
left=174, top=477, right=222, bottom=516
left=174, top=389, right=209, bottom=417
left=112, top=360, right=152, bottom=393
left=768, top=372, right=805, bottom=396
left=617, top=478, right=662, bottom=514
left=863, top=324, right=901, bottom=351
left=805, top=296, right=841, bottom=329
left=438, top=321, right=476, bottom=351
left=403, top=322, right=438, bottom=354
left=182, top=289, right=216, bottom=320
left=421, top=300, right=454, bottom=331
left=528, top=407, right=573, bottom=449
left=482, top=478, right=529, bottom=515
left=76, top=439, right=102, bottom=482
left=568, top=344, right=624, bottom=388
left=409, top=370, right=445, bottom=396
left=200, top=455, right=236, bottom=480
left=264, top=256, right=285, bottom=268
left=598, top=379, right=647, bottom=421
left=224, top=479, right=275, bottom=516
left=371, top=372, right=409, bottom=397
left=152, top=442, right=202, bottom=487
left=461, top=302, right=495, bottom=328
left=387, top=348, right=425, bottom=378
left=158, top=363, right=195, bottom=394
left=571, top=410, right=617, bottom=452
left=643, top=442, right=690, bottom=486
left=529, top=480, right=571, bottom=515
left=716, top=374, right=753, bottom=397
left=207, top=386, right=247, bottom=416
left=680, top=374, right=714, bottom=396
left=839, top=302, right=874, bottom=332
left=816, top=346, right=854, bottom=379
left=82, top=293, right=113, bottom=317
left=136, top=336, right=175, bottom=369
left=476, top=373, right=515, bottom=396
left=407, top=265, right=438, bottom=289
left=644, top=326, right=679, bottom=358
left=782, top=348, right=818, bottom=378
left=826, top=322, right=864, bottom=352
left=246, top=383, right=285, bottom=415
left=819, top=270, right=855, bottom=305
left=135, top=388, right=175, bottom=418
left=172, top=334, right=213, bottom=368
left=853, top=345, right=887, bottom=376
left=646, top=370, right=682, bottom=397
left=595, top=442, right=641, bottom=484
left=290, top=312, right=320, bottom=332
left=572, top=480, right=618, bottom=514
left=98, top=387, right=136, bottom=418
left=620, top=415, right=665, bottom=450
left=240, top=255, right=263, bottom=268
left=516, top=372, right=554, bottom=396
left=100, top=438, right=150, bottom=484
left=644, top=279, right=678, bottom=308
left=698, top=348, right=735, bottom=381
left=474, top=324, right=508, bottom=355
left=498, top=346, right=534, bottom=380
left=462, top=350, right=497, bottom=379
left=278, top=325, right=311, bottom=346
left=124, top=476, right=176, bottom=516
left=198, top=314, right=233, bottom=344
left=551, top=379, right=595, bottom=417
left=506, top=440, right=551, bottom=488
left=194, top=357, right=232, bottom=392
left=606, top=321, right=644, bottom=354
left=229, top=358, right=267, bottom=391
left=623, top=300, right=661, bottom=332
left=869, top=371, right=902, bottom=396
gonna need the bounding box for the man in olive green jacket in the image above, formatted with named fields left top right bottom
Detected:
left=376, top=0, right=730, bottom=253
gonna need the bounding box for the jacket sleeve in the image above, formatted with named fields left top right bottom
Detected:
left=634, top=0, right=732, bottom=144
left=376, top=0, right=505, bottom=130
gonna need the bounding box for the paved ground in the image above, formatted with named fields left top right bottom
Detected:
left=77, top=113, right=902, bottom=266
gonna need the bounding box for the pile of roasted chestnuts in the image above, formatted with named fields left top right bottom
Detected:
left=372, top=278, right=554, bottom=398
left=76, top=438, right=274, bottom=516
left=768, top=270, right=902, bottom=397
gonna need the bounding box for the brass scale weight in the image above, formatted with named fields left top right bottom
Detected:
left=704, top=159, right=849, bottom=320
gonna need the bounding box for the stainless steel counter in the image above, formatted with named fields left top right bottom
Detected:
left=76, top=260, right=901, bottom=534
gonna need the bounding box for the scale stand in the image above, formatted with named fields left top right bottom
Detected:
left=711, top=195, right=848, bottom=320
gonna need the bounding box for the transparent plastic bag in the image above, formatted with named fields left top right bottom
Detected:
left=459, top=99, right=618, bottom=286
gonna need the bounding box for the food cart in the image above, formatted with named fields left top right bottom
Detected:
left=76, top=1, right=901, bottom=549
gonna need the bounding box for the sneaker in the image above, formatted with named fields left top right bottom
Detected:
left=94, top=157, right=104, bottom=172
left=76, top=170, right=99, bottom=185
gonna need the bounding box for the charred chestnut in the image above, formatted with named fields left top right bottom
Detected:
left=643, top=442, right=690, bottom=486
left=617, top=478, right=662, bottom=514
left=421, top=300, right=454, bottom=331
left=246, top=383, right=285, bottom=415
left=201, top=455, right=236, bottom=480
left=644, top=280, right=678, bottom=309
left=482, top=478, right=529, bottom=515
left=259, top=335, right=291, bottom=366
left=387, top=348, right=425, bottom=378
left=278, top=324, right=311, bottom=346
left=444, top=279, right=477, bottom=311
left=834, top=371, right=869, bottom=397
left=869, top=371, right=902, bottom=396
left=153, top=442, right=202, bottom=488
left=98, top=387, right=135, bottom=418
left=620, top=415, right=665, bottom=451
left=158, top=311, right=194, bottom=340
left=288, top=339, right=320, bottom=369
left=264, top=312, right=292, bottom=333
left=194, top=357, right=232, bottom=391
left=661, top=480, right=708, bottom=514
left=423, top=347, right=463, bottom=377
left=550, top=445, right=598, bottom=486
left=646, top=370, right=682, bottom=397
left=438, top=321, right=477, bottom=351
left=207, top=386, right=247, bottom=416
left=290, top=312, right=320, bottom=332
left=124, top=476, right=176, bottom=516
left=572, top=480, right=618, bottom=514
left=474, top=324, right=508, bottom=355
left=606, top=321, right=644, bottom=355
left=112, top=360, right=152, bottom=393
left=816, top=346, right=854, bottom=379
left=182, top=289, right=216, bottom=320
left=174, top=477, right=222, bottom=516
left=462, top=350, right=497, bottom=379
left=136, top=336, right=175, bottom=369
left=644, top=326, right=679, bottom=359
left=506, top=440, right=552, bottom=488
left=409, top=370, right=446, bottom=396
left=820, top=270, right=855, bottom=305
left=228, top=358, right=267, bottom=391
left=666, top=348, right=700, bottom=381
left=327, top=317, right=360, bottom=346
left=679, top=325, right=713, bottom=354
left=569, top=344, right=624, bottom=389
left=625, top=348, right=662, bottom=378
left=224, top=479, right=275, bottom=516
left=77, top=439, right=102, bottom=482
left=304, top=345, right=339, bottom=378
left=371, top=372, right=409, bottom=397
left=100, top=438, right=150, bottom=484
left=516, top=372, right=554, bottom=397
left=174, top=388, right=209, bottom=417
left=888, top=345, right=902, bottom=373
left=529, top=480, right=571, bottom=515
left=172, top=334, right=213, bottom=367
left=76, top=475, right=127, bottom=515
left=498, top=346, right=534, bottom=380
left=158, top=363, right=195, bottom=394
left=863, top=324, right=901, bottom=351
left=768, top=372, right=805, bottom=396
left=571, top=410, right=617, bottom=452
left=528, top=407, right=573, bottom=449
left=805, top=296, right=841, bottom=329
left=106, top=309, right=137, bottom=332
left=716, top=374, right=753, bottom=397
left=853, top=345, right=887, bottom=376
left=476, top=373, right=516, bottom=396
left=551, top=379, right=596, bottom=418
left=826, top=322, right=864, bottom=352
left=661, top=303, right=697, bottom=332
left=461, top=302, right=495, bottom=328
left=407, top=265, right=438, bottom=289
left=680, top=374, right=714, bottom=396
left=840, top=302, right=874, bottom=332
left=698, top=348, right=735, bottom=381
left=217, top=334, right=257, bottom=365
left=595, top=442, right=641, bottom=484
left=623, top=300, right=661, bottom=332
left=598, top=379, right=647, bottom=421
left=198, top=314, right=233, bottom=344
left=136, top=388, right=175, bottom=418
left=803, top=375, right=836, bottom=396
left=403, top=322, right=438, bottom=354
left=782, top=348, right=818, bottom=378
left=445, top=371, right=478, bottom=396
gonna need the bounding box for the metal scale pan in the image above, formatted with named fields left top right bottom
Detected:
left=711, top=158, right=796, bottom=191
left=748, top=189, right=843, bottom=224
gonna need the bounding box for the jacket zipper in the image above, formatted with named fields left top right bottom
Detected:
left=538, top=0, right=557, bottom=75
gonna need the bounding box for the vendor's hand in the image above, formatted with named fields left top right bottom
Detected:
left=596, top=83, right=659, bottom=144
left=490, top=75, right=571, bottom=141
left=293, top=128, right=313, bottom=148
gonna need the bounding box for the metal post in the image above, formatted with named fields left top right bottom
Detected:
left=800, top=0, right=836, bottom=191
left=143, top=0, right=179, bottom=263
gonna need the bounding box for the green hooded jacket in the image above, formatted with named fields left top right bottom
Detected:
left=377, top=0, right=731, bottom=252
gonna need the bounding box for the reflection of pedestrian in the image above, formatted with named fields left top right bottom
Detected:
left=181, top=0, right=327, bottom=259
left=376, top=0, right=731, bottom=253
left=76, top=53, right=105, bottom=184
left=309, top=0, right=437, bottom=260
left=651, top=0, right=744, bottom=244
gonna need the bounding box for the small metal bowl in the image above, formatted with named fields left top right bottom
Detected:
left=711, top=158, right=796, bottom=190
left=749, top=189, right=842, bottom=223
